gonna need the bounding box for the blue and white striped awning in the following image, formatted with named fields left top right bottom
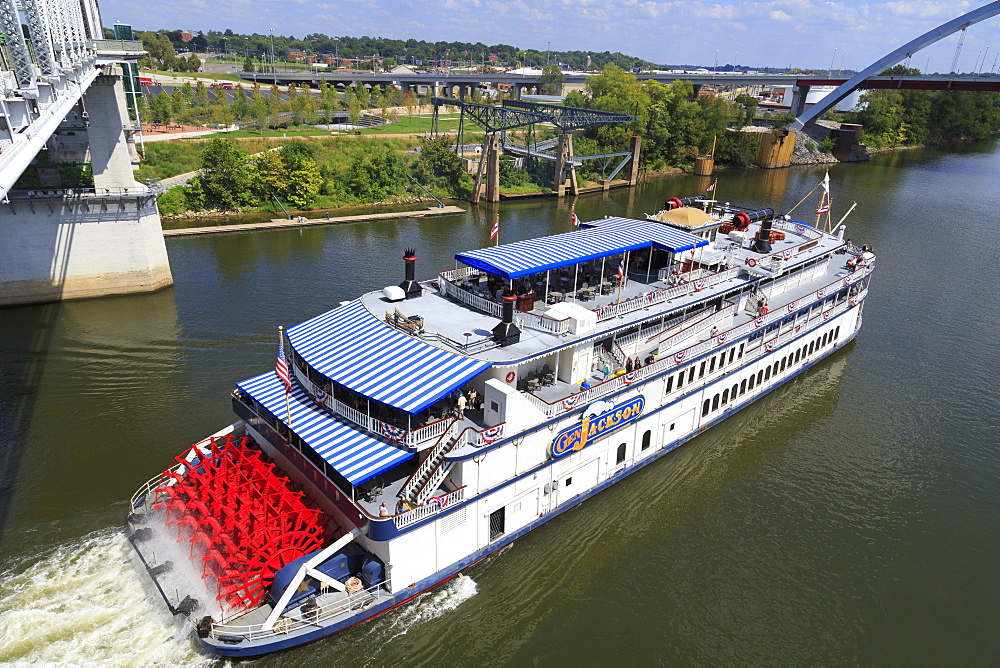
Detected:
left=454, top=217, right=707, bottom=280
left=236, top=371, right=413, bottom=486
left=286, top=300, right=491, bottom=414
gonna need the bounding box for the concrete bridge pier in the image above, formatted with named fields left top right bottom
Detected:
left=790, top=84, right=810, bottom=118
left=0, top=67, right=172, bottom=307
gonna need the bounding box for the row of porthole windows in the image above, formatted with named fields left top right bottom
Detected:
left=701, top=324, right=842, bottom=418
left=664, top=343, right=746, bottom=396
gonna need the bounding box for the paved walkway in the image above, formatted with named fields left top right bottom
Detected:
left=163, top=205, right=465, bottom=237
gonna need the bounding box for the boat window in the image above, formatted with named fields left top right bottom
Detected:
left=616, top=443, right=627, bottom=464
left=489, top=508, right=506, bottom=541
left=795, top=349, right=802, bottom=363
left=642, top=430, right=651, bottom=451
left=722, top=389, right=729, bottom=405
left=712, top=394, right=720, bottom=411
left=765, top=366, right=772, bottom=381
left=699, top=361, right=706, bottom=378
left=780, top=358, right=787, bottom=372
left=822, top=333, right=829, bottom=347
left=740, top=379, right=747, bottom=395
left=565, top=477, right=573, bottom=487
left=808, top=342, right=815, bottom=355
left=677, top=371, right=685, bottom=389
left=748, top=375, right=755, bottom=390
left=835, top=326, right=841, bottom=340
left=732, top=384, right=738, bottom=400
left=665, top=375, right=674, bottom=393
left=709, top=357, right=716, bottom=373
left=702, top=399, right=711, bottom=417
left=728, top=349, right=735, bottom=364
left=757, top=370, right=764, bottom=385
left=738, top=343, right=745, bottom=359
left=773, top=362, right=780, bottom=376
left=688, top=367, right=695, bottom=383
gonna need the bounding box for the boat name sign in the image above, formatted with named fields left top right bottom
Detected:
left=550, top=396, right=645, bottom=458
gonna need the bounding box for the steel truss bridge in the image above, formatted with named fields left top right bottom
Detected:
left=432, top=97, right=639, bottom=180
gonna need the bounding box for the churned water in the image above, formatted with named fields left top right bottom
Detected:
left=2, top=141, right=999, bottom=665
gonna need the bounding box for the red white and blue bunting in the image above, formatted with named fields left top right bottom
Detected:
left=822, top=310, right=832, bottom=321
left=425, top=495, right=450, bottom=508
left=311, top=383, right=328, bottom=406
left=754, top=315, right=766, bottom=328
left=623, top=371, right=638, bottom=385
left=674, top=350, right=687, bottom=364
left=816, top=288, right=825, bottom=299
left=843, top=274, right=853, bottom=286
left=716, top=331, right=728, bottom=345
left=480, top=424, right=505, bottom=443
left=379, top=422, right=408, bottom=442
left=787, top=300, right=798, bottom=313
left=765, top=339, right=777, bottom=352
left=694, top=279, right=706, bottom=292
left=562, top=394, right=579, bottom=410
left=849, top=296, right=860, bottom=306
left=783, top=249, right=793, bottom=260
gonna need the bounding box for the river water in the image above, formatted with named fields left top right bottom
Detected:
left=2, top=142, right=999, bottom=665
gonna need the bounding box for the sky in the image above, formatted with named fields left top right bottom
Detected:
left=98, top=0, right=1000, bottom=72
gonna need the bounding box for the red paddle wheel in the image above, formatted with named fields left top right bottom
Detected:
left=154, top=435, right=332, bottom=614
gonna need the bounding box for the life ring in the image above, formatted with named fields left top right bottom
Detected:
left=746, top=258, right=757, bottom=267
left=505, top=371, right=515, bottom=383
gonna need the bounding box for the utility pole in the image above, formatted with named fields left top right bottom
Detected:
left=268, top=27, right=276, bottom=74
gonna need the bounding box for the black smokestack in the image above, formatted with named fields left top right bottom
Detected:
left=492, top=291, right=521, bottom=346
left=399, top=248, right=422, bottom=299
left=749, top=211, right=776, bottom=254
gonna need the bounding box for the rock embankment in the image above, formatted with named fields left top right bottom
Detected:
left=790, top=120, right=868, bottom=165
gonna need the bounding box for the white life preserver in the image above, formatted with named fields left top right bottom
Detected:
left=746, top=258, right=757, bottom=268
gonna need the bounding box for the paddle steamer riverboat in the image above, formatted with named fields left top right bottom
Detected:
left=127, top=194, right=873, bottom=657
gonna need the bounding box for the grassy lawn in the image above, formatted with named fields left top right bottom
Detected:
left=360, top=114, right=461, bottom=135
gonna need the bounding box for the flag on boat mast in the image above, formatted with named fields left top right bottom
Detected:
left=490, top=218, right=499, bottom=244
left=816, top=203, right=830, bottom=214
left=276, top=327, right=292, bottom=425
left=821, top=171, right=830, bottom=194
left=706, top=179, right=717, bottom=192
left=571, top=211, right=580, bottom=226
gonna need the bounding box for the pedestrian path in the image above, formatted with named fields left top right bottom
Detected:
left=163, top=206, right=465, bottom=237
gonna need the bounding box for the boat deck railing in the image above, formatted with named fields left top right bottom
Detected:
left=519, top=265, right=872, bottom=420
left=206, top=578, right=394, bottom=643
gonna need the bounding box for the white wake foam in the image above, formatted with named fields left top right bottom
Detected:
left=378, top=573, right=479, bottom=642
left=0, top=528, right=212, bottom=665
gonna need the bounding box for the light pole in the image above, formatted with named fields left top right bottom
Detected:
left=334, top=37, right=339, bottom=70
left=829, top=47, right=838, bottom=76
left=547, top=41, right=551, bottom=66
left=268, top=27, right=276, bottom=74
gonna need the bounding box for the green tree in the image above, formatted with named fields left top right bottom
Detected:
left=341, top=146, right=407, bottom=201
left=415, top=137, right=472, bottom=196
left=539, top=65, right=565, bottom=95
left=198, top=138, right=257, bottom=209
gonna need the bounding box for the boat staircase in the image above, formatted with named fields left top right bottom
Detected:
left=399, top=420, right=460, bottom=506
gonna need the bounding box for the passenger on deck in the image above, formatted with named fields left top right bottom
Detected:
left=645, top=354, right=655, bottom=365
left=602, top=361, right=611, bottom=379
left=456, top=393, right=467, bottom=417
left=710, top=326, right=719, bottom=338
left=379, top=502, right=390, bottom=517
left=626, top=358, right=634, bottom=373
left=580, top=379, right=592, bottom=390
left=633, top=357, right=642, bottom=370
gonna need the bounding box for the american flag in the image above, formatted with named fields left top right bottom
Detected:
left=490, top=219, right=499, bottom=239
left=816, top=204, right=830, bottom=214
left=706, top=180, right=716, bottom=192
left=571, top=212, right=580, bottom=226
left=616, top=258, right=624, bottom=279
left=276, top=334, right=290, bottom=393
